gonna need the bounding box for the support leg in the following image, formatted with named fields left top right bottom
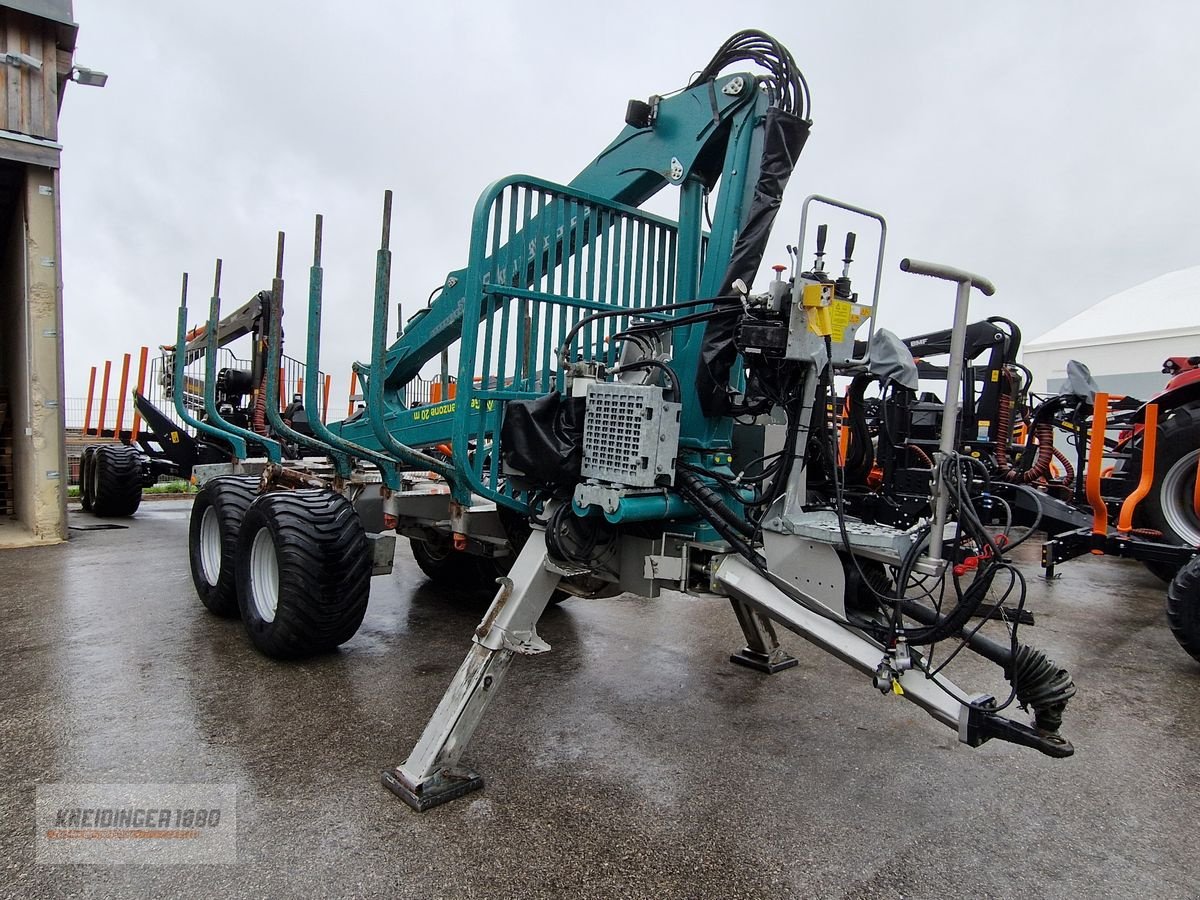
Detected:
left=382, top=526, right=562, bottom=811
left=728, top=598, right=798, bottom=673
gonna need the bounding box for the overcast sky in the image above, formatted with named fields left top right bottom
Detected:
left=58, top=0, right=1199, bottom=406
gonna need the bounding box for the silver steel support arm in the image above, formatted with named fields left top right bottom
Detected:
left=713, top=554, right=966, bottom=731
left=382, top=521, right=562, bottom=811
left=713, top=553, right=1072, bottom=757
left=898, top=258, right=994, bottom=560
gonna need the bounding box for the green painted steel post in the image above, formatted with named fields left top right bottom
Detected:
left=202, top=259, right=282, bottom=463
left=259, top=231, right=352, bottom=475
left=362, top=191, right=464, bottom=496
left=301, top=215, right=402, bottom=490
left=172, top=272, right=247, bottom=457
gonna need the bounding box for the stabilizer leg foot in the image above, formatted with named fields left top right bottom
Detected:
left=729, top=646, right=799, bottom=673
left=382, top=766, right=484, bottom=812
left=728, top=598, right=797, bottom=674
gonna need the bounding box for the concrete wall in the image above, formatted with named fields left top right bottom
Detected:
left=0, top=164, right=66, bottom=542
left=1023, top=328, right=1200, bottom=400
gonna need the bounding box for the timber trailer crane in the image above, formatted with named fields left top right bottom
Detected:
left=168, top=30, right=1077, bottom=810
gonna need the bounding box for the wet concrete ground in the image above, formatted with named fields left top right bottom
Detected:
left=1, top=498, right=1198, bottom=898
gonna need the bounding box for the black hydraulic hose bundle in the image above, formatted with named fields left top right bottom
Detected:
left=676, top=469, right=755, bottom=540
left=1007, top=645, right=1076, bottom=734
left=896, top=597, right=1077, bottom=734
left=691, top=31, right=813, bottom=418
left=675, top=474, right=765, bottom=572
left=558, top=296, right=741, bottom=370
left=688, top=29, right=810, bottom=117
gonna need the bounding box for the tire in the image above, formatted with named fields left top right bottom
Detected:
left=79, top=447, right=96, bottom=512
left=1133, top=405, right=1200, bottom=582
left=410, top=530, right=573, bottom=603
left=188, top=475, right=259, bottom=617
left=1166, top=555, right=1200, bottom=664
left=236, top=490, right=371, bottom=659
left=91, top=445, right=143, bottom=517
left=409, top=536, right=503, bottom=592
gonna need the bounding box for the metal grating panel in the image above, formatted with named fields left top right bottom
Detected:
left=581, top=382, right=680, bottom=488
left=451, top=176, right=687, bottom=511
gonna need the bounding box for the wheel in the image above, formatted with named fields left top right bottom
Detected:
left=79, top=447, right=96, bottom=512
left=1133, top=406, right=1200, bottom=581
left=188, top=475, right=259, bottom=617
left=409, top=529, right=575, bottom=603
left=1166, top=555, right=1200, bottom=664
left=409, top=536, right=503, bottom=592
left=90, top=445, right=143, bottom=517
left=235, top=490, right=371, bottom=659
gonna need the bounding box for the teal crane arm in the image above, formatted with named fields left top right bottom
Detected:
left=373, top=72, right=762, bottom=395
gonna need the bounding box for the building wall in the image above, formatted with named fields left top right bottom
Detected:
left=0, top=3, right=72, bottom=545
left=1023, top=329, right=1200, bottom=401
left=0, top=5, right=66, bottom=142
left=0, top=163, right=66, bottom=541
left=0, top=174, right=23, bottom=515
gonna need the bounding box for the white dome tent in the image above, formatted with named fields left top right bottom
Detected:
left=1023, top=265, right=1200, bottom=400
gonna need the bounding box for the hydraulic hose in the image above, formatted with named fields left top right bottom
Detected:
left=1051, top=447, right=1075, bottom=486
left=897, top=599, right=1075, bottom=735
left=677, top=469, right=754, bottom=539
left=252, top=385, right=268, bottom=436
left=674, top=478, right=764, bottom=570
left=995, top=375, right=1014, bottom=470
left=1003, top=421, right=1056, bottom=484
left=842, top=374, right=875, bottom=485
left=1007, top=644, right=1076, bottom=734
left=1003, top=394, right=1070, bottom=484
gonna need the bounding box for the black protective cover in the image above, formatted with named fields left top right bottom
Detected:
left=500, top=390, right=587, bottom=497
left=697, top=107, right=811, bottom=417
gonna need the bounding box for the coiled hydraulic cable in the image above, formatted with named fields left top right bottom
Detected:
left=1051, top=447, right=1075, bottom=485
left=252, top=387, right=269, bottom=437
left=1007, top=644, right=1077, bottom=733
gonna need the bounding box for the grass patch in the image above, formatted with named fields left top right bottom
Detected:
left=145, top=480, right=196, bottom=494
left=68, top=480, right=197, bottom=499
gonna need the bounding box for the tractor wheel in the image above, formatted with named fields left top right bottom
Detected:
left=1133, top=406, right=1200, bottom=582
left=1166, top=555, right=1200, bottom=664
left=188, top=475, right=259, bottom=617
left=90, top=445, right=143, bottom=517
left=235, top=490, right=371, bottom=659
left=409, top=536, right=503, bottom=593
left=79, top=446, right=96, bottom=512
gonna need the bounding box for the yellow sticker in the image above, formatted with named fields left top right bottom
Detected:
left=831, top=301, right=871, bottom=342
left=891, top=679, right=904, bottom=696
